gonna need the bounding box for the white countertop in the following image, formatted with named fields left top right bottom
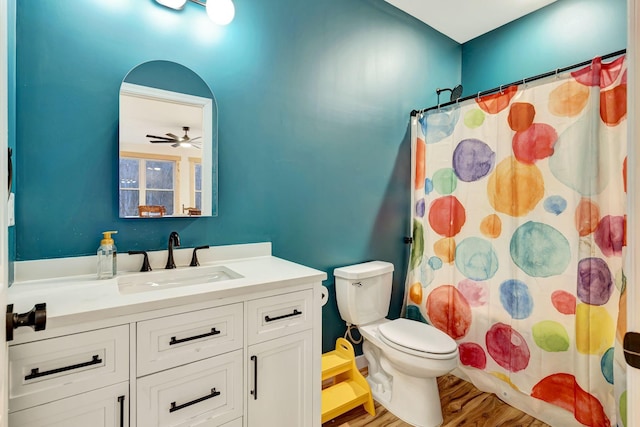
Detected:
left=8, top=243, right=326, bottom=333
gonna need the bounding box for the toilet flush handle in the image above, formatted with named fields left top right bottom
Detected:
left=352, top=282, right=362, bottom=287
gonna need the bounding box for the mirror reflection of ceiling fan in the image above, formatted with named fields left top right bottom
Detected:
left=146, top=126, right=201, bottom=149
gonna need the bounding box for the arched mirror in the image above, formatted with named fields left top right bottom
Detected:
left=119, top=60, right=217, bottom=218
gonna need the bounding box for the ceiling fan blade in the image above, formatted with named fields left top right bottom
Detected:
left=150, top=140, right=175, bottom=143
left=146, top=134, right=174, bottom=141
left=172, top=143, right=180, bottom=148
left=190, top=136, right=202, bottom=141
left=166, top=133, right=180, bottom=140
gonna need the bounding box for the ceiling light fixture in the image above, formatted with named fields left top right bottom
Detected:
left=155, top=0, right=187, bottom=10
left=155, top=0, right=235, bottom=25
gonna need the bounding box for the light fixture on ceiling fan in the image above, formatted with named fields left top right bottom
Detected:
left=155, top=0, right=235, bottom=26
left=147, top=126, right=202, bottom=149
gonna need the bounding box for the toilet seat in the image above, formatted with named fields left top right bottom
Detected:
left=378, top=318, right=457, bottom=360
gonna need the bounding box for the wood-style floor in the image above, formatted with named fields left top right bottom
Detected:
left=323, top=374, right=550, bottom=427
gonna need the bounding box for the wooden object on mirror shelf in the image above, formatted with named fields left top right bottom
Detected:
left=322, top=373, right=550, bottom=427
left=182, top=206, right=202, bottom=216
left=138, top=205, right=166, bottom=218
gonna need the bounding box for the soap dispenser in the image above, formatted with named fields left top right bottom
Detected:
left=97, top=231, right=118, bottom=279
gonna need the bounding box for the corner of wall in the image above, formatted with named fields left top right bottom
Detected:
left=7, top=0, right=16, bottom=285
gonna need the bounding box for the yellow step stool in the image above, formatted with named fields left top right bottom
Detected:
left=321, top=338, right=375, bottom=423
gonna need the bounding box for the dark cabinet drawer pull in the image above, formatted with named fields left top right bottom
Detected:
left=170, top=327, right=220, bottom=345
left=117, top=395, right=125, bottom=427
left=169, top=388, right=221, bottom=413
left=264, top=309, right=302, bottom=323
left=25, top=354, right=103, bottom=380
left=250, top=355, right=258, bottom=400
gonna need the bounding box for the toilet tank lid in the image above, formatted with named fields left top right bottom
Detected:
left=334, top=261, right=394, bottom=280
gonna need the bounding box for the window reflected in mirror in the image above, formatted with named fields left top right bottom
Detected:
left=119, top=155, right=179, bottom=217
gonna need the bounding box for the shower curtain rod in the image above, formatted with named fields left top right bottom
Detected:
left=410, top=48, right=627, bottom=117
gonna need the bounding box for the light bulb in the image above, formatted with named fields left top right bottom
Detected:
left=205, top=0, right=235, bottom=25
left=155, top=0, right=188, bottom=10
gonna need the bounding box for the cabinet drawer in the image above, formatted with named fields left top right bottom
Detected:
left=8, top=382, right=129, bottom=427
left=247, top=290, right=313, bottom=345
left=137, top=349, right=242, bottom=427
left=8, top=325, right=129, bottom=412
left=137, top=303, right=243, bottom=376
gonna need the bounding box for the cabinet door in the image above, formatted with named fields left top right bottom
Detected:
left=247, top=330, right=312, bottom=427
left=8, top=382, right=129, bottom=427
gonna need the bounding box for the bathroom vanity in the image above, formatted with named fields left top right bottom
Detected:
left=6, top=243, right=325, bottom=427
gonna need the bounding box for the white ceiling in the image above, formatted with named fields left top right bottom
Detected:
left=384, top=0, right=558, bottom=44
left=120, top=93, right=203, bottom=149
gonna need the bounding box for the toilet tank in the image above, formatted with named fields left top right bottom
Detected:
left=334, top=261, right=394, bottom=325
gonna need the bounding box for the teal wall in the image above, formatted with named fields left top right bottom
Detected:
left=11, top=0, right=461, bottom=352
left=462, top=0, right=627, bottom=97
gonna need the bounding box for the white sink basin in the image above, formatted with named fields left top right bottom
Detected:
left=118, top=265, right=243, bottom=294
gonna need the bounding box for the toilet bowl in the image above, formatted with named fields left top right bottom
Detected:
left=334, top=261, right=458, bottom=427
left=360, top=318, right=458, bottom=427
left=363, top=318, right=458, bottom=377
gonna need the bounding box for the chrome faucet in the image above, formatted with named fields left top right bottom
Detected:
left=165, top=231, right=181, bottom=269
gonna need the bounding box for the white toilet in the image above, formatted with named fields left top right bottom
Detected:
left=334, top=261, right=458, bottom=427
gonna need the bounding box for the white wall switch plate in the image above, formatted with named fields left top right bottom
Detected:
left=8, top=192, right=15, bottom=226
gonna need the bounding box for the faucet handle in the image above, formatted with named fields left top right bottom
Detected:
left=190, top=246, right=210, bottom=267
left=128, top=251, right=152, bottom=272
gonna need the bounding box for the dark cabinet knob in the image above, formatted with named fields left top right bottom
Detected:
left=6, top=303, right=47, bottom=341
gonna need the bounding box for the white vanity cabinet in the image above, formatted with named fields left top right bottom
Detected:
left=246, top=290, right=314, bottom=426
left=7, top=245, right=325, bottom=427
left=134, top=289, right=318, bottom=427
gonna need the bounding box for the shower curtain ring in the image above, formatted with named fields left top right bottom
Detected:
left=555, top=68, right=560, bottom=79
left=477, top=91, right=481, bottom=100
left=499, top=85, right=504, bottom=95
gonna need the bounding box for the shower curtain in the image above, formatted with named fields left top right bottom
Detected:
left=405, top=56, right=628, bottom=427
